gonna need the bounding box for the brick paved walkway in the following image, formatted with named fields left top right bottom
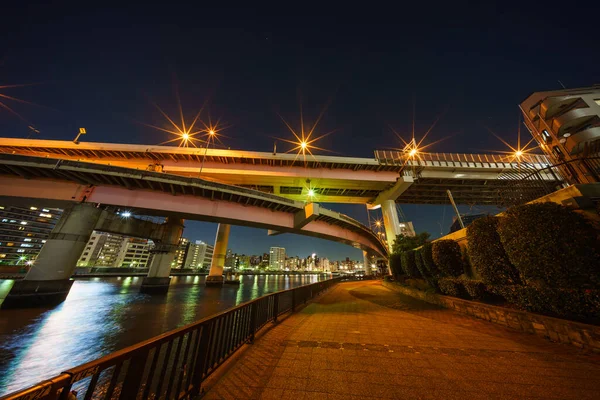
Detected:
left=202, top=280, right=600, bottom=399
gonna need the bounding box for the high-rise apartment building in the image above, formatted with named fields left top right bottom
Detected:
left=116, top=237, right=153, bottom=267
left=520, top=86, right=600, bottom=184
left=269, top=247, right=286, bottom=269
left=78, top=232, right=153, bottom=268
left=78, top=232, right=125, bottom=267
left=183, top=240, right=215, bottom=269
left=173, top=237, right=190, bottom=268
left=0, top=205, right=62, bottom=264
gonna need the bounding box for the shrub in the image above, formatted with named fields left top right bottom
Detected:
left=494, top=285, right=600, bottom=323
left=461, top=280, right=488, bottom=301
left=406, top=278, right=431, bottom=291
left=401, top=250, right=421, bottom=278
left=414, top=249, right=427, bottom=277
left=467, top=216, right=521, bottom=285
left=438, top=277, right=469, bottom=299
left=421, top=243, right=441, bottom=277
left=383, top=275, right=394, bottom=282
left=432, top=240, right=464, bottom=277
left=497, top=203, right=600, bottom=288
left=389, top=253, right=403, bottom=278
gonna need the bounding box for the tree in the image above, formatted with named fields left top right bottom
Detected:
left=392, top=233, right=430, bottom=254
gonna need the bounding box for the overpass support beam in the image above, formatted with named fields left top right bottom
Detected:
left=2, top=203, right=102, bottom=308
left=140, top=217, right=184, bottom=294
left=363, top=251, right=372, bottom=276
left=382, top=200, right=401, bottom=253
left=206, top=223, right=230, bottom=286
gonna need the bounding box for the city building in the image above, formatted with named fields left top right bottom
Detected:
left=235, top=254, right=251, bottom=269
left=520, top=86, right=600, bottom=184
left=0, top=205, right=62, bottom=265
left=286, top=256, right=300, bottom=271
left=269, top=247, right=286, bottom=269
left=115, top=237, right=153, bottom=267
left=321, top=257, right=330, bottom=272
left=77, top=232, right=154, bottom=268
left=225, top=248, right=235, bottom=269
left=173, top=237, right=190, bottom=268
left=183, top=240, right=214, bottom=269
left=78, top=232, right=125, bottom=267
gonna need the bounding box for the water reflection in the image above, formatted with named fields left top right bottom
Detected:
left=0, top=274, right=325, bottom=395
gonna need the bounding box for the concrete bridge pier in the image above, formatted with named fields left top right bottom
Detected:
left=206, top=223, right=230, bottom=286
left=381, top=200, right=401, bottom=252
left=2, top=203, right=103, bottom=308
left=363, top=251, right=372, bottom=276
left=140, top=217, right=184, bottom=294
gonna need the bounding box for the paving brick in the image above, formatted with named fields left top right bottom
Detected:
left=201, top=281, right=600, bottom=399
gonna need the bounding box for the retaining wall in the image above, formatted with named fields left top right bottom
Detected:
left=383, top=281, right=600, bottom=353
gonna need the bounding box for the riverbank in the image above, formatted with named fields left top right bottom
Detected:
left=0, top=265, right=334, bottom=280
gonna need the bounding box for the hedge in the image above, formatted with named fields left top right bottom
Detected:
left=497, top=203, right=600, bottom=288
left=461, top=280, right=486, bottom=300
left=432, top=240, right=464, bottom=277
left=414, top=249, right=428, bottom=277
left=401, top=250, right=421, bottom=278
left=467, top=216, right=521, bottom=285
left=438, top=278, right=469, bottom=299
left=421, top=242, right=441, bottom=277
left=493, top=285, right=600, bottom=323
left=389, top=253, right=403, bottom=278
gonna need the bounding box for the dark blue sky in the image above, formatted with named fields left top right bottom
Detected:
left=1, top=4, right=598, bottom=260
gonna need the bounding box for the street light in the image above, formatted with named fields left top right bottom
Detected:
left=182, top=133, right=190, bottom=141
left=308, top=189, right=315, bottom=197
left=199, top=128, right=217, bottom=176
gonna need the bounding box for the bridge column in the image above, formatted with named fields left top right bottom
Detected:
left=206, top=223, right=230, bottom=286
left=363, top=251, right=372, bottom=276
left=2, top=203, right=102, bottom=308
left=382, top=200, right=401, bottom=253
left=140, top=217, right=184, bottom=294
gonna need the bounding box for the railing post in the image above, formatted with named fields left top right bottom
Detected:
left=119, top=350, right=148, bottom=400
left=291, top=289, right=296, bottom=312
left=191, top=323, right=212, bottom=396
left=272, top=293, right=280, bottom=323
left=248, top=301, right=258, bottom=344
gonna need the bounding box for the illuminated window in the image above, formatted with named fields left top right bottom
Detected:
left=6, top=242, right=14, bottom=247
left=24, top=238, right=32, bottom=242
left=17, top=249, right=25, bottom=253
left=20, top=244, right=33, bottom=247
left=20, top=221, right=27, bottom=225
left=30, top=207, right=38, bottom=210
left=39, top=213, right=52, bottom=218
left=595, top=99, right=600, bottom=106
left=42, top=209, right=50, bottom=212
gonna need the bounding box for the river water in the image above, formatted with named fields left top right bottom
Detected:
left=0, top=274, right=327, bottom=396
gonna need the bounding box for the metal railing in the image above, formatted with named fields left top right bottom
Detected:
left=496, top=156, right=600, bottom=207
left=1, top=277, right=341, bottom=400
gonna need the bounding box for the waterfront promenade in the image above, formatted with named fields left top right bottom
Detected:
left=202, top=280, right=600, bottom=399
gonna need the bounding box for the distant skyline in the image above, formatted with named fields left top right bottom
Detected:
left=1, top=4, right=598, bottom=260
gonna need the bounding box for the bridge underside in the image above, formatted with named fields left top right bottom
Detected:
left=0, top=139, right=561, bottom=206
left=0, top=154, right=387, bottom=257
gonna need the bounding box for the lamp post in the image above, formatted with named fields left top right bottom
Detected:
left=199, top=129, right=215, bottom=176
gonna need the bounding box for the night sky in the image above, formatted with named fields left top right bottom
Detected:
left=1, top=4, right=598, bottom=260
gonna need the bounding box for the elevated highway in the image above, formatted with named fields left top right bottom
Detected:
left=0, top=153, right=387, bottom=257
left=0, top=138, right=559, bottom=205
